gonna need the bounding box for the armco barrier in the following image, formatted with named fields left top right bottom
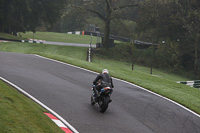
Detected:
left=67, top=31, right=131, bottom=43
left=177, top=80, right=200, bottom=89
left=22, top=39, right=45, bottom=44
left=67, top=31, right=85, bottom=35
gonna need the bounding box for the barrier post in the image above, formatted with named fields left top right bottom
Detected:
left=87, top=33, right=93, bottom=62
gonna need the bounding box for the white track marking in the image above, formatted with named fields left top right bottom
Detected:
left=33, top=54, right=200, bottom=118
left=0, top=77, right=79, bottom=133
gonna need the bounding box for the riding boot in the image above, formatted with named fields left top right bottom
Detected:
left=93, top=87, right=100, bottom=97
left=93, top=87, right=100, bottom=102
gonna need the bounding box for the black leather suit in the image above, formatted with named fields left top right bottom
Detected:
left=93, top=73, right=114, bottom=94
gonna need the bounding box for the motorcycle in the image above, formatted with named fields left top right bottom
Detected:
left=91, top=85, right=112, bottom=113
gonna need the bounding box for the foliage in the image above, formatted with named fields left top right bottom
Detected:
left=52, top=7, right=87, bottom=32
left=135, top=0, right=200, bottom=78
left=71, top=0, right=138, bottom=48
left=0, top=0, right=67, bottom=34
left=155, top=41, right=182, bottom=69
left=95, top=43, right=133, bottom=61
left=110, top=19, right=137, bottom=38
left=52, top=0, right=138, bottom=39
left=0, top=32, right=26, bottom=41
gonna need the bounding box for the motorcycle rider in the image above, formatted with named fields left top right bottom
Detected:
left=93, top=69, right=114, bottom=102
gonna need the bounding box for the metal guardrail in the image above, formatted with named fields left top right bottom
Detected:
left=177, top=80, right=200, bottom=89
left=67, top=31, right=156, bottom=48
left=84, top=31, right=131, bottom=42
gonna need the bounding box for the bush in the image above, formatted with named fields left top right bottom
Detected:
left=95, top=43, right=134, bottom=62
left=94, top=41, right=199, bottom=78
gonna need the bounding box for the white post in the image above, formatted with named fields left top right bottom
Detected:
left=88, top=33, right=93, bottom=62
left=88, top=45, right=91, bottom=62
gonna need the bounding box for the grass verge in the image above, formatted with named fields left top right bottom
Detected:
left=0, top=42, right=200, bottom=116
left=0, top=32, right=26, bottom=41
left=19, top=31, right=97, bottom=44
left=0, top=80, right=64, bottom=133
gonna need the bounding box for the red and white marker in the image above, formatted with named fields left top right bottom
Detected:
left=44, top=113, right=73, bottom=133
left=0, top=40, right=10, bottom=42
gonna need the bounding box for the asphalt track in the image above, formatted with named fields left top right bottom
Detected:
left=43, top=41, right=96, bottom=48
left=0, top=52, right=200, bottom=133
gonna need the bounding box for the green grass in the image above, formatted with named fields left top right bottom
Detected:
left=0, top=32, right=26, bottom=41
left=0, top=80, right=64, bottom=133
left=0, top=42, right=87, bottom=61
left=0, top=42, right=200, bottom=116
left=19, top=31, right=98, bottom=44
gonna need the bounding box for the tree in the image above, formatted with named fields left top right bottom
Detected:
left=52, top=6, right=88, bottom=32
left=135, top=0, right=200, bottom=77
left=177, top=0, right=200, bottom=75
left=0, top=0, right=68, bottom=34
left=72, top=0, right=138, bottom=49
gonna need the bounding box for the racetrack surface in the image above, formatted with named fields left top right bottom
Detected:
left=0, top=52, right=200, bottom=133
left=43, top=41, right=96, bottom=48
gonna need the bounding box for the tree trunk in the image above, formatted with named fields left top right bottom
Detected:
left=194, top=35, right=199, bottom=76
left=132, top=60, right=134, bottom=71
left=102, top=0, right=112, bottom=49
left=103, top=20, right=111, bottom=49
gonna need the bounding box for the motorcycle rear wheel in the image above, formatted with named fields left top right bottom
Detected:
left=99, top=97, right=109, bottom=113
